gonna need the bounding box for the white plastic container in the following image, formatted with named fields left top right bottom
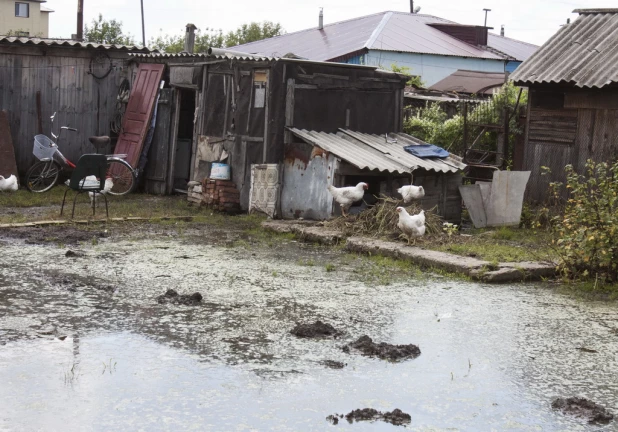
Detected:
left=210, top=163, right=230, bottom=180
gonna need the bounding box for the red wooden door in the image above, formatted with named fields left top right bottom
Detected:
left=115, top=63, right=165, bottom=169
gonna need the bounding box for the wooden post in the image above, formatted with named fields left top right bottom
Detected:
left=262, top=70, right=270, bottom=163
left=284, top=78, right=295, bottom=145
left=462, top=102, right=468, bottom=160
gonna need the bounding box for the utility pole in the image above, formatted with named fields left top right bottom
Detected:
left=76, top=0, right=83, bottom=40
left=483, top=8, right=491, bottom=27
left=140, top=0, right=146, bottom=46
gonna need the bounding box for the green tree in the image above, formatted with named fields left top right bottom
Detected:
left=149, top=27, right=224, bottom=53
left=223, top=21, right=284, bottom=47
left=388, top=63, right=424, bottom=88
left=150, top=22, right=283, bottom=53
left=84, top=14, right=135, bottom=45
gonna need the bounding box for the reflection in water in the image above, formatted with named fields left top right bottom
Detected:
left=0, top=236, right=616, bottom=431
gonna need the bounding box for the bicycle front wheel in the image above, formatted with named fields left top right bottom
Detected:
left=105, top=159, right=136, bottom=196
left=25, top=160, right=61, bottom=192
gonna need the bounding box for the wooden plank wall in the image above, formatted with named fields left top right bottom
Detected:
left=0, top=45, right=130, bottom=175
left=524, top=88, right=618, bottom=202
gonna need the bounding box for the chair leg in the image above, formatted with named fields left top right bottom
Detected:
left=60, top=188, right=71, bottom=216
left=92, top=192, right=96, bottom=217
left=71, top=191, right=82, bottom=219
left=102, top=193, right=109, bottom=219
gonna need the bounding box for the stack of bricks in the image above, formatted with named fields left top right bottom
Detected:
left=201, top=178, right=241, bottom=214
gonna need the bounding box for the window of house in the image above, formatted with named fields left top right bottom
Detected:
left=253, top=71, right=268, bottom=108
left=15, top=2, right=29, bottom=17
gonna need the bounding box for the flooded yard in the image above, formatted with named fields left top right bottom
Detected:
left=0, top=222, right=617, bottom=431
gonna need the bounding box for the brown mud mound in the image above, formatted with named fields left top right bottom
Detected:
left=321, top=360, right=346, bottom=369
left=343, top=335, right=421, bottom=361
left=290, top=321, right=340, bottom=338
left=1, top=226, right=106, bottom=245
left=552, top=397, right=614, bottom=424
left=157, top=289, right=203, bottom=306
left=327, top=408, right=411, bottom=426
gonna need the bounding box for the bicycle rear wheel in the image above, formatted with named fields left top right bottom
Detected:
left=105, top=159, right=136, bottom=196
left=25, top=160, right=61, bottom=192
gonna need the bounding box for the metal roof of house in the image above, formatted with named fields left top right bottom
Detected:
left=231, top=11, right=537, bottom=62
left=510, top=9, right=618, bottom=88
left=289, top=128, right=465, bottom=174
left=430, top=69, right=506, bottom=94
left=486, top=33, right=538, bottom=61
left=0, top=36, right=151, bottom=52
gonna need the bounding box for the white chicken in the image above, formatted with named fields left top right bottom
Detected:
left=87, top=177, right=114, bottom=206
left=327, top=182, right=368, bottom=217
left=0, top=174, right=18, bottom=192
left=396, top=207, right=426, bottom=244
left=397, top=185, right=425, bottom=204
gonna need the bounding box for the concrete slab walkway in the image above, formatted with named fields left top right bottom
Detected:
left=262, top=220, right=556, bottom=284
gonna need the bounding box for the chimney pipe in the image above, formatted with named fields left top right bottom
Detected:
left=76, top=0, right=83, bottom=41
left=318, top=8, right=323, bottom=30
left=500, top=25, right=504, bottom=36
left=184, top=23, right=197, bottom=53
left=410, top=0, right=414, bottom=13
left=567, top=18, right=571, bottom=24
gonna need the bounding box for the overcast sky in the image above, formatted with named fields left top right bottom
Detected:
left=47, top=0, right=617, bottom=47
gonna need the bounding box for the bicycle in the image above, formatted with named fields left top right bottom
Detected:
left=25, top=112, right=137, bottom=194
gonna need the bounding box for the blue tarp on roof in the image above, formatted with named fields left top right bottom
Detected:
left=404, top=144, right=450, bottom=159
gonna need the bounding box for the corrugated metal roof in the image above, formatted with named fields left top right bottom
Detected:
left=130, top=52, right=275, bottom=61
left=289, top=128, right=465, bottom=174
left=487, top=33, right=538, bottom=61
left=231, top=11, right=536, bottom=62
left=0, top=36, right=150, bottom=52
left=510, top=9, right=618, bottom=88
left=430, top=69, right=506, bottom=94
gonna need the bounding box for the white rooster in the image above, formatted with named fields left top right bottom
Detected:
left=396, top=207, right=426, bottom=244
left=0, top=174, right=18, bottom=192
left=397, top=185, right=424, bottom=204
left=327, top=182, right=368, bottom=217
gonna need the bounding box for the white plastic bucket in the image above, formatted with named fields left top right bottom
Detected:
left=210, top=163, right=230, bottom=180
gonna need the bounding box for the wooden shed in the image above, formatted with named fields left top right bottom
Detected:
left=510, top=9, right=618, bottom=202
left=131, top=47, right=465, bottom=220
left=0, top=36, right=151, bottom=175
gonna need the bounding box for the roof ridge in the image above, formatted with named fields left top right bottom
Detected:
left=488, top=32, right=539, bottom=48
left=232, top=11, right=390, bottom=49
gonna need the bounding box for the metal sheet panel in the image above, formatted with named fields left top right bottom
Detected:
left=114, top=63, right=164, bottom=169
left=510, top=9, right=618, bottom=88
left=429, top=70, right=506, bottom=94
left=289, top=128, right=465, bottom=174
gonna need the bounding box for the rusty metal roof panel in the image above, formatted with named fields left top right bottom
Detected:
left=510, top=9, right=618, bottom=88
left=289, top=128, right=465, bottom=174
left=0, top=36, right=151, bottom=52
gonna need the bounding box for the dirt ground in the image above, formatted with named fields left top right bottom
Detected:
left=1, top=198, right=617, bottom=430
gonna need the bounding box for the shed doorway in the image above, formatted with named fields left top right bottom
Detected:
left=173, top=89, right=196, bottom=190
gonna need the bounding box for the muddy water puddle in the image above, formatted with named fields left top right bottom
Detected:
left=1, top=229, right=617, bottom=431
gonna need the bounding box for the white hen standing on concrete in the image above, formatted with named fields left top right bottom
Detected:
left=397, top=185, right=424, bottom=204
left=327, top=182, right=368, bottom=217
left=0, top=174, right=18, bottom=192
left=396, top=207, right=426, bottom=244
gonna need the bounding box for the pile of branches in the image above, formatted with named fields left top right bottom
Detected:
left=325, top=195, right=443, bottom=240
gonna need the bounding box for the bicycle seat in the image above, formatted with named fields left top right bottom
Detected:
left=89, top=136, right=111, bottom=148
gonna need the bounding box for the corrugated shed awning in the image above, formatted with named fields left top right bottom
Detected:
left=289, top=128, right=465, bottom=174
left=510, top=9, right=618, bottom=88
left=0, top=36, right=151, bottom=52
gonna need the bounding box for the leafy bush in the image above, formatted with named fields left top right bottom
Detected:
left=551, top=160, right=618, bottom=282
left=403, top=82, right=527, bottom=157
